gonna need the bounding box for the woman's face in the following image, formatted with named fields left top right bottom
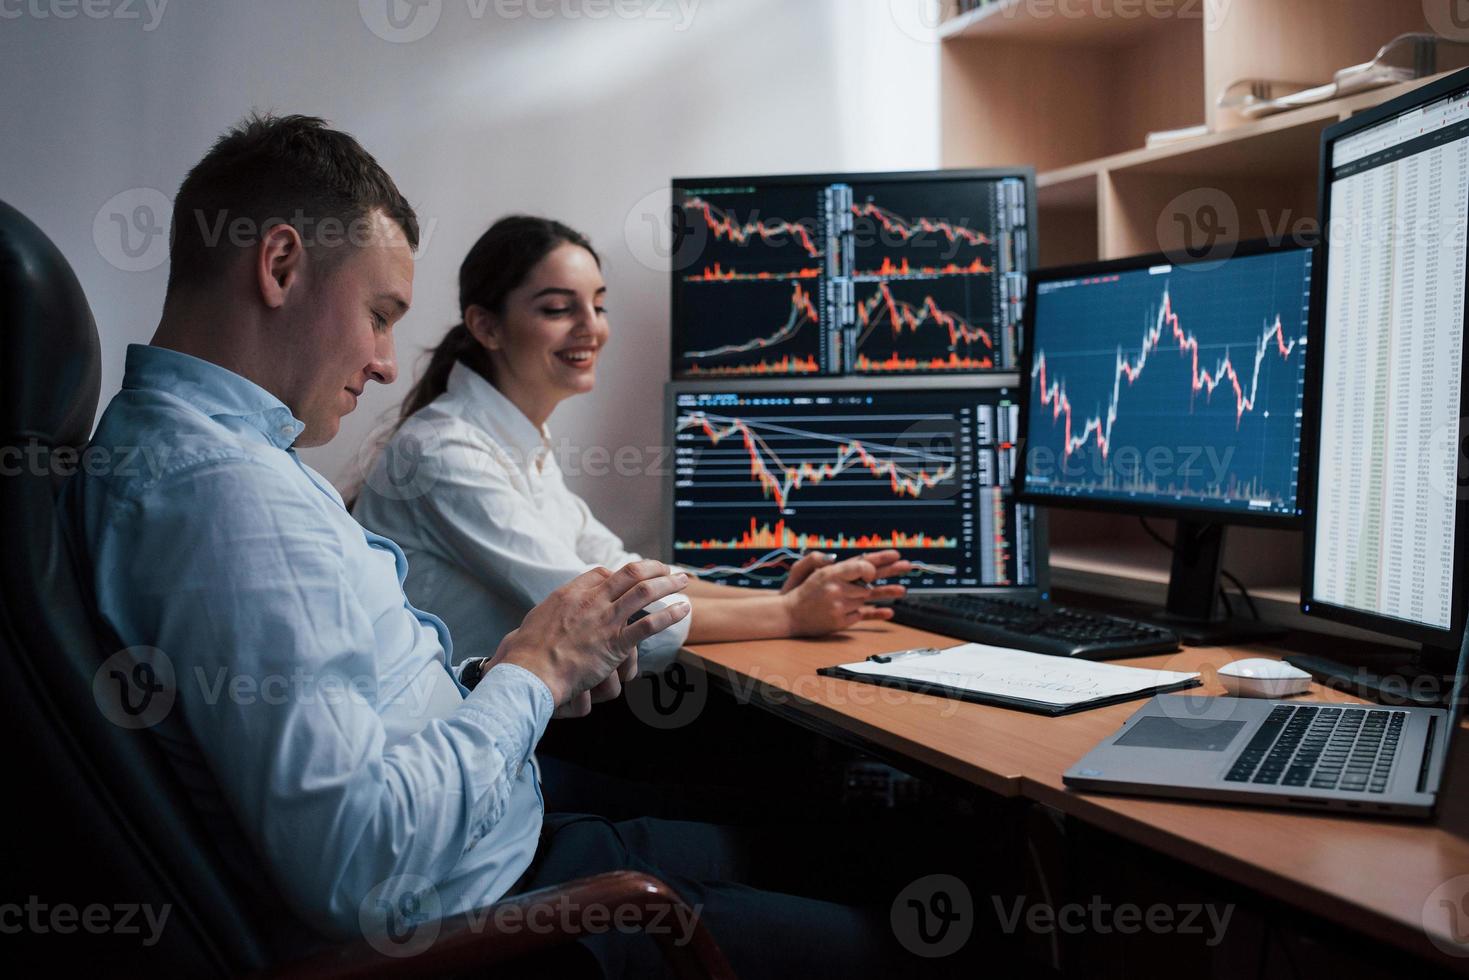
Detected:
left=479, top=242, right=609, bottom=411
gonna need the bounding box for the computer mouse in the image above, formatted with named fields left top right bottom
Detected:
left=627, top=593, right=693, bottom=672
left=628, top=592, right=692, bottom=625
left=1216, top=658, right=1312, bottom=698
left=644, top=592, right=692, bottom=617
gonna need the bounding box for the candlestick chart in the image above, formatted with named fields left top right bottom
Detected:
left=671, top=174, right=1030, bottom=378
left=1022, top=248, right=1313, bottom=515
left=678, top=280, right=823, bottom=378
left=852, top=279, right=997, bottom=374
left=848, top=177, right=1026, bottom=373
left=671, top=387, right=1036, bottom=589
left=672, top=183, right=838, bottom=377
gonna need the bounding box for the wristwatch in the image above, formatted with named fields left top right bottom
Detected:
left=460, top=657, right=491, bottom=691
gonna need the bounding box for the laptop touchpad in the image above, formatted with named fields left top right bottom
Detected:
left=1114, top=717, right=1245, bottom=752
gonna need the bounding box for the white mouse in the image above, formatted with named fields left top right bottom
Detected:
left=630, top=593, right=693, bottom=673
left=643, top=592, right=692, bottom=619
left=1216, top=658, right=1312, bottom=698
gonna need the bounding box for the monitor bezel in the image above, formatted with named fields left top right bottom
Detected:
left=1013, top=237, right=1315, bottom=530
left=668, top=167, right=1038, bottom=382
left=661, top=374, right=1051, bottom=597
left=1298, top=69, right=1469, bottom=647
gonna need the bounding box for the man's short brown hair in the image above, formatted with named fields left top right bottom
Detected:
left=166, top=112, right=419, bottom=294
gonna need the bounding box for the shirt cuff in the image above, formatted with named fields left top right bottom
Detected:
left=461, top=662, right=555, bottom=767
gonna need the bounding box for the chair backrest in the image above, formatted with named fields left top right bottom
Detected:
left=0, top=199, right=280, bottom=974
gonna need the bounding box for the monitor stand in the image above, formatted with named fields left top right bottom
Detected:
left=1283, top=645, right=1461, bottom=709
left=1145, top=521, right=1285, bottom=647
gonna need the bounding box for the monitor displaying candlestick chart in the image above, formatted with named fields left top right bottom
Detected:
left=670, top=169, right=1032, bottom=379
left=666, top=380, right=1038, bottom=591
left=849, top=176, right=1028, bottom=374
left=1016, top=243, right=1313, bottom=521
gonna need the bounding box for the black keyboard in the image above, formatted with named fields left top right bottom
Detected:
left=1224, top=704, right=1406, bottom=793
left=889, top=595, right=1180, bottom=660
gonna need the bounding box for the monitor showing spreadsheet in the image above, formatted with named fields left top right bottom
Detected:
left=1302, top=74, right=1469, bottom=643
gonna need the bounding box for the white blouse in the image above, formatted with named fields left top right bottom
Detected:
left=352, top=361, right=690, bottom=671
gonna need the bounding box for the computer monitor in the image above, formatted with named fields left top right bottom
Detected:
left=1297, top=69, right=1469, bottom=706
left=669, top=168, right=1034, bottom=378
left=664, top=377, right=1046, bottom=594
left=1015, top=240, right=1316, bottom=644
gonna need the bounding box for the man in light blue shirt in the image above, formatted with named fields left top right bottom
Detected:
left=66, top=111, right=688, bottom=947
left=78, top=340, right=580, bottom=934
left=67, top=115, right=919, bottom=978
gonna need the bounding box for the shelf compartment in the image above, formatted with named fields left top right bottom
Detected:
left=941, top=0, right=1196, bottom=45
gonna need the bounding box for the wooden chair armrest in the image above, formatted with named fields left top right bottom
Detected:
left=260, top=870, right=736, bottom=980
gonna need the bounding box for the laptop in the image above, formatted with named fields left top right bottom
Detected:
left=1062, top=637, right=1466, bottom=817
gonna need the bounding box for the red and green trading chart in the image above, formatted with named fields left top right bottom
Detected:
left=671, top=173, right=1029, bottom=378
left=671, top=386, right=1036, bottom=589
left=848, top=178, right=1025, bottom=374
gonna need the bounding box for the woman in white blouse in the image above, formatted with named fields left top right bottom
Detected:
left=352, top=216, right=911, bottom=671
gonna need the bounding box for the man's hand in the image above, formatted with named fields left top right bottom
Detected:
left=554, top=647, right=640, bottom=719
left=489, top=561, right=689, bottom=716
left=781, top=550, right=912, bottom=636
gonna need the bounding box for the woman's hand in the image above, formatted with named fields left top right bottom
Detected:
left=781, top=550, right=835, bottom=593
left=781, top=551, right=912, bottom=636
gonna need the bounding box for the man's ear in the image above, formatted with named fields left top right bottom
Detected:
left=464, top=303, right=503, bottom=352
left=256, top=222, right=306, bottom=310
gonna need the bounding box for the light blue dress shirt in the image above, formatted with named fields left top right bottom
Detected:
left=68, top=344, right=554, bottom=939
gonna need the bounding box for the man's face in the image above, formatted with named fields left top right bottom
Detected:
left=284, top=210, right=413, bottom=447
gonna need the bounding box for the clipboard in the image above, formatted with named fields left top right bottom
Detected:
left=817, top=643, right=1202, bottom=717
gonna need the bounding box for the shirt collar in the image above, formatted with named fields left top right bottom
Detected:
left=121, top=344, right=306, bottom=450
left=445, top=360, right=551, bottom=467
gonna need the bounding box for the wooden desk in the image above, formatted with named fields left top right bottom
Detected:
left=680, top=623, right=1469, bottom=973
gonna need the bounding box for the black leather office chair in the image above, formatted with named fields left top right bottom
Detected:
left=0, top=199, right=733, bottom=978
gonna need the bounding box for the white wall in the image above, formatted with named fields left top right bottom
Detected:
left=2, top=0, right=941, bottom=555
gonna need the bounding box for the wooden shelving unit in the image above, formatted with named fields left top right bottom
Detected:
left=1036, top=77, right=1462, bottom=266
left=939, top=0, right=1465, bottom=632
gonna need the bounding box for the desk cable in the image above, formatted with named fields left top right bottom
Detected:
left=1138, top=517, right=1261, bottom=621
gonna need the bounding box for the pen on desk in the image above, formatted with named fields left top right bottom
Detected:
left=869, top=647, right=941, bottom=664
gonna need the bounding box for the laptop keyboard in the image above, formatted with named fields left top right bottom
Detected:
left=1223, top=704, right=1406, bottom=793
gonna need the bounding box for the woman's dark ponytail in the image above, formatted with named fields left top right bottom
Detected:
left=396, top=322, right=485, bottom=423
